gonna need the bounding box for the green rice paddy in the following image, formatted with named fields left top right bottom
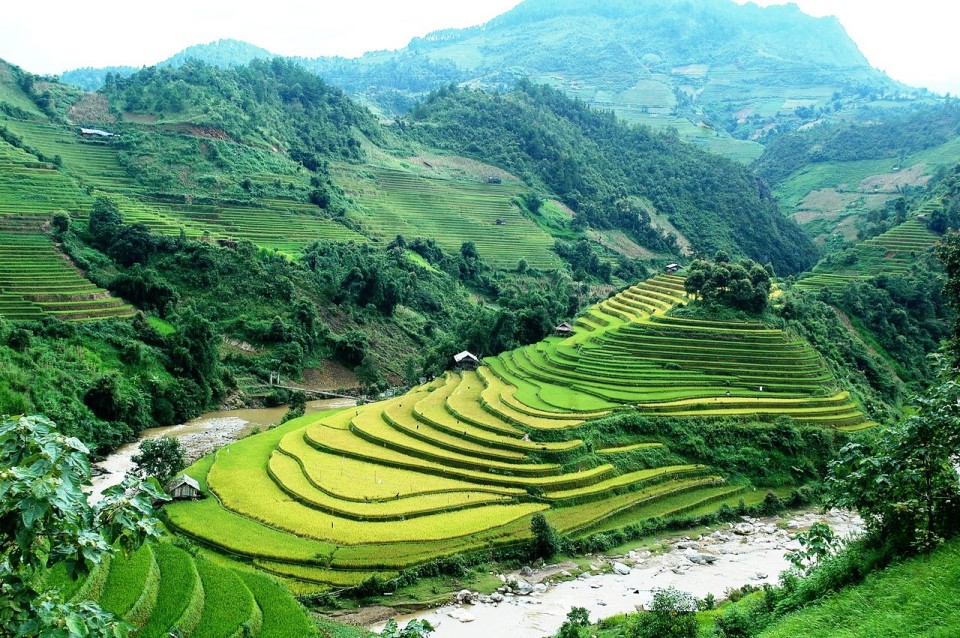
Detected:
left=796, top=218, right=939, bottom=293
left=166, top=274, right=870, bottom=589
left=60, top=539, right=318, bottom=638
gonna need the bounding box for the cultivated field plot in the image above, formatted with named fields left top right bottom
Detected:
left=46, top=540, right=318, bottom=638
left=168, top=274, right=869, bottom=589
left=490, top=274, right=871, bottom=428
left=796, top=218, right=939, bottom=293
left=1, top=116, right=366, bottom=256
left=0, top=139, right=90, bottom=218
left=334, top=165, right=562, bottom=269
left=0, top=220, right=134, bottom=322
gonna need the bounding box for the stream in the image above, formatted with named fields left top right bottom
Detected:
left=370, top=509, right=862, bottom=637
left=87, top=398, right=357, bottom=500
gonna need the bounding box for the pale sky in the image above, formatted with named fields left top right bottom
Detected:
left=2, top=0, right=958, bottom=95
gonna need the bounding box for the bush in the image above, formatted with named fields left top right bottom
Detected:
left=625, top=587, right=698, bottom=638
left=531, top=512, right=562, bottom=559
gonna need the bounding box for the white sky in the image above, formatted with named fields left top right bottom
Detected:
left=2, top=0, right=958, bottom=95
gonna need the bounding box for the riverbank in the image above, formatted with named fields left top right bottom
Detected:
left=87, top=398, right=356, bottom=500
left=366, top=509, right=862, bottom=637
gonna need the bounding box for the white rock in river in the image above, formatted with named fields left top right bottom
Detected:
left=686, top=552, right=719, bottom=565
left=447, top=608, right=475, bottom=623
left=612, top=562, right=632, bottom=575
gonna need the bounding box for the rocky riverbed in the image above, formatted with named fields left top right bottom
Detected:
left=370, top=509, right=862, bottom=637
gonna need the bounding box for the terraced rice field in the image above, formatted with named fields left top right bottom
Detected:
left=334, top=166, right=562, bottom=269
left=0, top=219, right=134, bottom=322
left=166, top=274, right=868, bottom=589
left=487, top=274, right=871, bottom=428
left=47, top=540, right=318, bottom=638
left=796, top=218, right=939, bottom=293
left=0, top=116, right=365, bottom=254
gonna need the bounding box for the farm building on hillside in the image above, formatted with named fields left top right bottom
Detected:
left=495, top=218, right=506, bottom=225
left=555, top=321, right=575, bottom=337
left=453, top=351, right=481, bottom=371
left=167, top=474, right=202, bottom=500
left=666, top=263, right=682, bottom=273
left=487, top=176, right=502, bottom=184
left=79, top=128, right=115, bottom=138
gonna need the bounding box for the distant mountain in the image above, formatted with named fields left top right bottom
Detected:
left=59, top=1, right=933, bottom=160
left=302, top=0, right=918, bottom=159
left=59, top=65, right=139, bottom=92
left=162, top=39, right=275, bottom=69
left=61, top=39, right=275, bottom=92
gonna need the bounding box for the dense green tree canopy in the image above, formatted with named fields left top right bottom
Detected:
left=406, top=82, right=818, bottom=274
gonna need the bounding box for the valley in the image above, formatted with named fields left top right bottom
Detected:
left=1, top=1, right=960, bottom=637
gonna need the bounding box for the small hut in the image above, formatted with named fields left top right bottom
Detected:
left=665, top=263, right=681, bottom=273
left=79, top=127, right=115, bottom=138
left=487, top=176, right=502, bottom=184
left=167, top=474, right=202, bottom=500
left=495, top=218, right=506, bottom=225
left=453, top=350, right=481, bottom=371
left=554, top=321, right=575, bottom=337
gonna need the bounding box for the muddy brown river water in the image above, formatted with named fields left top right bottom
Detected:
left=87, top=398, right=356, bottom=500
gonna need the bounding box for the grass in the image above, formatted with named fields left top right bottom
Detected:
left=239, top=570, right=321, bottom=638
left=758, top=539, right=960, bottom=638
left=796, top=217, right=939, bottom=294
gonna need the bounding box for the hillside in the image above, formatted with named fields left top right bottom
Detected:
left=159, top=274, right=876, bottom=590
left=302, top=0, right=914, bottom=160
left=755, top=539, right=960, bottom=637
left=756, top=102, right=960, bottom=243
left=406, top=82, right=819, bottom=274
left=45, top=538, right=324, bottom=638
left=59, top=39, right=276, bottom=92
left=59, top=0, right=931, bottom=163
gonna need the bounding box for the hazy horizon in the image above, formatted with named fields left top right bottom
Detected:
left=2, top=0, right=959, bottom=95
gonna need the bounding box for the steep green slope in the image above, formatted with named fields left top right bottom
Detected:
left=406, top=82, right=819, bottom=274
left=164, top=275, right=864, bottom=589
left=757, top=539, right=960, bottom=638
left=756, top=103, right=960, bottom=242
left=51, top=540, right=319, bottom=638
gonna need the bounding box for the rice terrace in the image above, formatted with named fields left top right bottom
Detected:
left=158, top=274, right=871, bottom=591
left=3, top=1, right=960, bottom=637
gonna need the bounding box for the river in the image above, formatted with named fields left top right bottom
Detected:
left=370, top=509, right=862, bottom=637
left=87, top=398, right=357, bottom=500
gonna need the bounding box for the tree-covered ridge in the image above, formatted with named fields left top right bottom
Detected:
left=755, top=102, right=960, bottom=186
left=406, top=82, right=818, bottom=274
left=102, top=59, right=383, bottom=166
left=460, top=0, right=872, bottom=73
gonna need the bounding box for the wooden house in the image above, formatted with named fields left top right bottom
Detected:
left=79, top=128, right=115, bottom=138
left=167, top=474, right=202, bottom=500
left=665, top=263, right=681, bottom=273
left=554, top=321, right=574, bottom=337
left=487, top=176, right=502, bottom=184
left=495, top=218, right=506, bottom=225
left=453, top=350, right=481, bottom=371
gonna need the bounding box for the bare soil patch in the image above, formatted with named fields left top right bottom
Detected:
left=296, top=362, right=361, bottom=392
left=403, top=154, right=521, bottom=184
left=67, top=94, right=116, bottom=125
left=589, top=229, right=654, bottom=259
left=859, top=164, right=930, bottom=192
